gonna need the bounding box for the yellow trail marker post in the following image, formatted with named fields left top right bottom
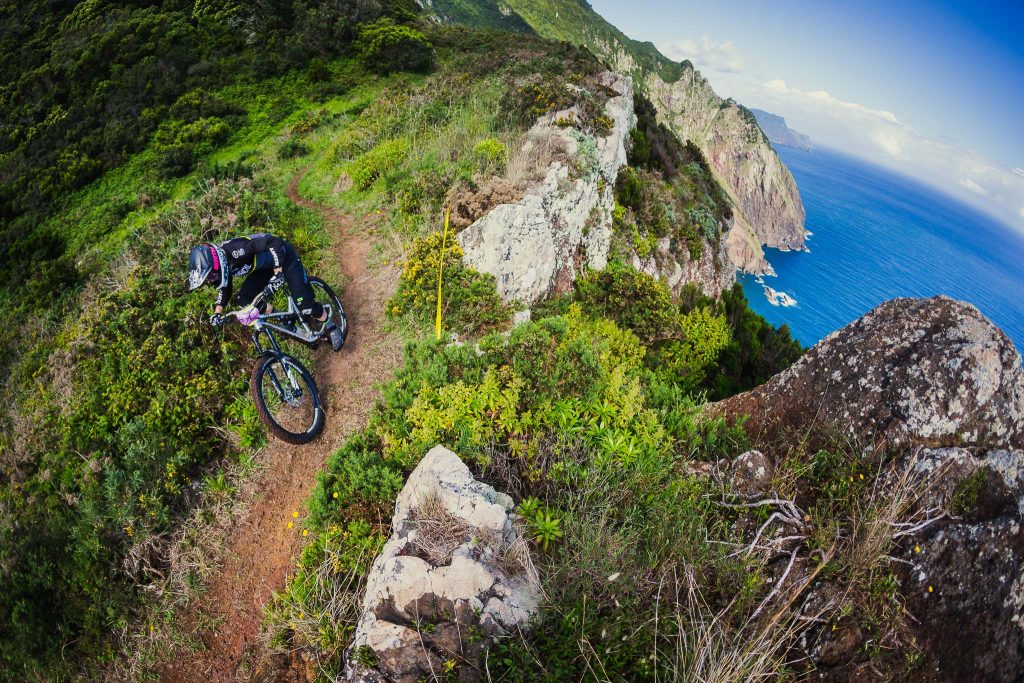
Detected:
left=435, top=208, right=451, bottom=340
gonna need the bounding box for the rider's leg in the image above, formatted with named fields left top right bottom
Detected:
left=282, top=255, right=324, bottom=321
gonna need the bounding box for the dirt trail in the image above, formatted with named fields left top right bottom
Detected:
left=162, top=170, right=402, bottom=682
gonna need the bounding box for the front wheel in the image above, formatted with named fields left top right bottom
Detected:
left=250, top=352, right=324, bottom=444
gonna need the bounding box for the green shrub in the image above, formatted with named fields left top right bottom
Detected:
left=346, top=138, right=409, bottom=190
left=473, top=137, right=507, bottom=170
left=679, top=283, right=804, bottom=398
left=354, top=19, right=433, bottom=75
left=278, top=138, right=310, bottom=159
left=575, top=263, right=679, bottom=343
left=387, top=231, right=511, bottom=337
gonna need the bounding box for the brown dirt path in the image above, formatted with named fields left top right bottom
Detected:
left=161, top=170, right=402, bottom=682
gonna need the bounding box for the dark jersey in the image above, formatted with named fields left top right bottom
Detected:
left=214, top=233, right=287, bottom=308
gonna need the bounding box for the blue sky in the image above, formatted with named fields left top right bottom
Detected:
left=590, top=0, right=1024, bottom=232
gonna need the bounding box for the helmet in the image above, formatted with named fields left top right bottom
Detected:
left=187, top=243, right=227, bottom=291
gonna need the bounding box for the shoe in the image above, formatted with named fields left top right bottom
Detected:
left=325, top=322, right=346, bottom=351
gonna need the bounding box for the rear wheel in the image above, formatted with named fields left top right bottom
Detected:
left=309, top=276, right=347, bottom=348
left=250, top=352, right=324, bottom=444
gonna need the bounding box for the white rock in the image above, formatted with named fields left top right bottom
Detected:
left=458, top=72, right=635, bottom=305
left=346, top=445, right=540, bottom=682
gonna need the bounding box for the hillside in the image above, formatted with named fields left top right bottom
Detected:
left=2, top=2, right=1021, bottom=682
left=423, top=0, right=808, bottom=273
left=751, top=107, right=814, bottom=150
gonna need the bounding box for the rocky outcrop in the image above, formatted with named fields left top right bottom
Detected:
left=345, top=445, right=538, bottom=682
left=712, top=295, right=1024, bottom=679
left=630, top=232, right=735, bottom=299
left=892, top=447, right=1023, bottom=680
left=458, top=71, right=635, bottom=305
left=426, top=0, right=807, bottom=276
left=645, top=68, right=806, bottom=274
left=715, top=296, right=1024, bottom=451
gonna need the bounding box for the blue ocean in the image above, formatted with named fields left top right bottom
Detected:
left=739, top=146, right=1024, bottom=354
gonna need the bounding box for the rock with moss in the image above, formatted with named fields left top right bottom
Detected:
left=883, top=447, right=1022, bottom=681
left=457, top=71, right=635, bottom=305
left=344, top=445, right=538, bottom=682
left=715, top=296, right=1024, bottom=451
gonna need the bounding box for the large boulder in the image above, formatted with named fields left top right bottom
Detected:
left=345, top=446, right=538, bottom=682
left=458, top=71, right=635, bottom=305
left=715, top=296, right=1024, bottom=451
left=891, top=447, right=1024, bottom=681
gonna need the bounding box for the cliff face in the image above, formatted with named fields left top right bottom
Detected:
left=645, top=69, right=806, bottom=273
left=750, top=108, right=813, bottom=151
left=428, top=0, right=807, bottom=276
left=458, top=72, right=635, bottom=304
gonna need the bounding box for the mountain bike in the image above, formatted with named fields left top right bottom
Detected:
left=224, top=276, right=347, bottom=444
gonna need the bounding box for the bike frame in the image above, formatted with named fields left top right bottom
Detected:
left=247, top=295, right=335, bottom=356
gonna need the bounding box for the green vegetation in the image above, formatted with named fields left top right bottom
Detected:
left=354, top=18, right=434, bottom=74
left=387, top=232, right=512, bottom=336
left=269, top=303, right=751, bottom=674
left=610, top=93, right=734, bottom=264
left=435, top=0, right=686, bottom=83
left=681, top=282, right=804, bottom=399
left=0, top=2, right=812, bottom=679
left=269, top=270, right=890, bottom=680
left=425, top=0, right=535, bottom=34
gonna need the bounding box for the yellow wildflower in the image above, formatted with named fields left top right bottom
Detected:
left=287, top=521, right=294, bottom=529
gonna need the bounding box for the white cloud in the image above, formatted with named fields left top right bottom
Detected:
left=960, top=178, right=989, bottom=197
left=754, top=78, right=1024, bottom=231
left=763, top=80, right=900, bottom=125
left=1020, top=206, right=1024, bottom=219
left=660, top=36, right=746, bottom=73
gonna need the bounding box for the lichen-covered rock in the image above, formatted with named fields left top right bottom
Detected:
left=457, top=71, right=635, bottom=305
left=344, top=446, right=538, bottom=682
left=715, top=296, right=1024, bottom=451
left=891, top=447, right=1024, bottom=681
left=729, top=449, right=774, bottom=497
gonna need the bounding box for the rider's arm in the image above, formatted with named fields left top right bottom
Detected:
left=215, top=277, right=232, bottom=311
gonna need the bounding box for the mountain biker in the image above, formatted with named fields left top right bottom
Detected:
left=187, top=232, right=345, bottom=351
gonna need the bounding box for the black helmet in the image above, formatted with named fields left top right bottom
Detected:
left=187, top=243, right=226, bottom=291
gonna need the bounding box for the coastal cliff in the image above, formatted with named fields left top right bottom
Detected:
left=751, top=108, right=814, bottom=151
left=424, top=0, right=808, bottom=276
left=646, top=68, right=807, bottom=273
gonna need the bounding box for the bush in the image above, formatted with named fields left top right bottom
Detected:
left=346, top=138, right=409, bottom=190
left=679, top=283, right=804, bottom=398
left=575, top=263, right=679, bottom=344
left=387, top=231, right=511, bottom=337
left=278, top=138, right=310, bottom=160
left=354, top=19, right=433, bottom=75
left=473, top=137, right=507, bottom=170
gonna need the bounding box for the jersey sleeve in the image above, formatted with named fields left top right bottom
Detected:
left=215, top=276, right=232, bottom=308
